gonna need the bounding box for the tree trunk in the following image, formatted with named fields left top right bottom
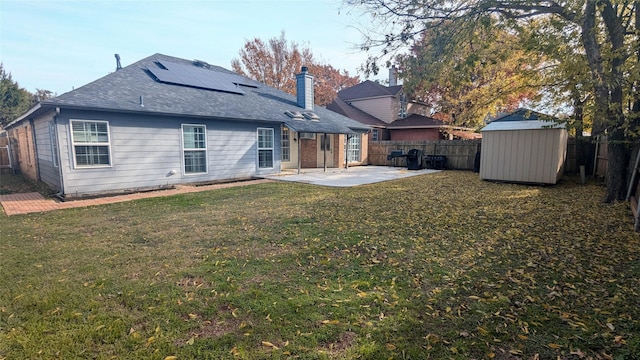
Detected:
left=604, top=128, right=630, bottom=202
left=599, top=0, right=630, bottom=203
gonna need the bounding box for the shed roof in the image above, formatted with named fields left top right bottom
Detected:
left=8, top=53, right=369, bottom=135
left=482, top=108, right=565, bottom=132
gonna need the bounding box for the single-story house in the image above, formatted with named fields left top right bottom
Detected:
left=479, top=108, right=567, bottom=184
left=5, top=53, right=370, bottom=198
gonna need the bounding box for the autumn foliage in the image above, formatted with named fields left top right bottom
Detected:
left=231, top=32, right=359, bottom=106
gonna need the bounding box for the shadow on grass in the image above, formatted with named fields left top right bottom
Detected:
left=0, top=172, right=56, bottom=197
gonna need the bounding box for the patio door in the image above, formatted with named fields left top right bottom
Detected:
left=317, top=133, right=334, bottom=168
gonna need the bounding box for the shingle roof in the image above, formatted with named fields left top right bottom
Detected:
left=482, top=108, right=564, bottom=131
left=491, top=108, right=551, bottom=122
left=326, top=98, right=388, bottom=127
left=386, top=114, right=448, bottom=128
left=19, top=53, right=369, bottom=134
left=337, top=80, right=402, bottom=101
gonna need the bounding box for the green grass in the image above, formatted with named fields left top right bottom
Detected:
left=1, top=171, right=639, bottom=359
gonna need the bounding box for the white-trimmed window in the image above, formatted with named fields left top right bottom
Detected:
left=182, top=124, right=207, bottom=174
left=258, top=128, right=274, bottom=169
left=371, top=129, right=379, bottom=142
left=281, top=127, right=290, bottom=162
left=345, top=134, right=361, bottom=162
left=70, top=120, right=111, bottom=167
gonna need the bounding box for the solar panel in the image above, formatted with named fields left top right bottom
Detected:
left=218, top=72, right=260, bottom=88
left=149, top=60, right=245, bottom=95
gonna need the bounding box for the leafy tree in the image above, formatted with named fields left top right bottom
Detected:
left=231, top=31, right=359, bottom=106
left=396, top=19, right=542, bottom=128
left=346, top=0, right=639, bottom=203
left=0, top=64, right=34, bottom=128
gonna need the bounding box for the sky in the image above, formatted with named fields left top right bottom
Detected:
left=0, top=0, right=384, bottom=96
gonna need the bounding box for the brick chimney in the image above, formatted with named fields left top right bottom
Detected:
left=296, top=66, right=314, bottom=110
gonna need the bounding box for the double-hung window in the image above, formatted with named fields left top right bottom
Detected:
left=71, top=120, right=111, bottom=167
left=182, top=124, right=207, bottom=174
left=258, top=128, right=274, bottom=169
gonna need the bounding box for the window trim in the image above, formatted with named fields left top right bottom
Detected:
left=70, top=119, right=112, bottom=169
left=371, top=129, right=379, bottom=142
left=181, top=124, right=208, bottom=175
left=257, top=127, right=275, bottom=169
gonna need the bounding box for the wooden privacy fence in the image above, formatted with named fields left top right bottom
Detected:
left=369, top=138, right=600, bottom=173
left=0, top=135, right=13, bottom=174
left=369, top=140, right=481, bottom=170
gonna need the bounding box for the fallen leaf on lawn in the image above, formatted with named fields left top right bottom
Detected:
left=321, top=319, right=340, bottom=325
left=614, top=336, right=626, bottom=344
left=606, top=322, right=615, bottom=331
left=164, top=357, right=177, bottom=360
left=547, top=343, right=562, bottom=349
left=386, top=343, right=396, bottom=350
left=261, top=341, right=279, bottom=349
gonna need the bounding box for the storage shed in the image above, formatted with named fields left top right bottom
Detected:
left=479, top=109, right=568, bottom=184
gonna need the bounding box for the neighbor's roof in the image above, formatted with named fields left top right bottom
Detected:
left=8, top=53, right=369, bottom=134
left=337, top=80, right=403, bottom=101
left=482, top=108, right=565, bottom=132
left=387, top=114, right=449, bottom=129
left=326, top=97, right=388, bottom=127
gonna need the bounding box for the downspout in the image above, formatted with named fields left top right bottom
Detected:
left=29, top=117, right=41, bottom=181
left=297, top=132, right=301, bottom=174
left=345, top=134, right=350, bottom=169
left=54, top=107, right=65, bottom=197
left=323, top=133, right=327, bottom=172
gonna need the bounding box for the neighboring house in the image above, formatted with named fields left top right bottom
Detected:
left=5, top=54, right=369, bottom=198
left=327, top=68, right=478, bottom=142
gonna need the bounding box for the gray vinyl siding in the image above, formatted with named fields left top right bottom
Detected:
left=33, top=112, right=62, bottom=191
left=56, top=109, right=280, bottom=197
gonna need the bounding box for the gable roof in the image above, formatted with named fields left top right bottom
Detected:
left=337, top=80, right=403, bottom=101
left=9, top=53, right=369, bottom=134
left=326, top=97, right=388, bottom=127
left=482, top=108, right=564, bottom=132
left=490, top=108, right=552, bottom=122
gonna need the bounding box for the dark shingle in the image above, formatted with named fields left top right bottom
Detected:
left=39, top=53, right=368, bottom=134
left=337, top=80, right=402, bottom=101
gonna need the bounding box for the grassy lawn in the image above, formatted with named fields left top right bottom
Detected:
left=1, top=171, right=638, bottom=359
